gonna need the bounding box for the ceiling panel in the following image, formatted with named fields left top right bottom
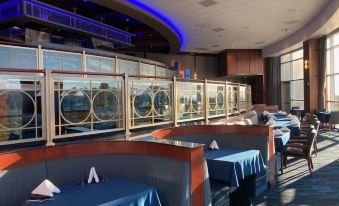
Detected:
left=127, top=0, right=332, bottom=53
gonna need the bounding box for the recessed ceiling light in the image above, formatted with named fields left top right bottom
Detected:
left=255, top=41, right=265, bottom=45
left=198, top=0, right=218, bottom=7
left=125, top=18, right=130, bottom=22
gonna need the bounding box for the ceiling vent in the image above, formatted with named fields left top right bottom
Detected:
left=198, top=0, right=218, bottom=7
left=195, top=47, right=209, bottom=51
left=212, top=28, right=224, bottom=32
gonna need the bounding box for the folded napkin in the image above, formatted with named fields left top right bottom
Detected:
left=266, top=118, right=275, bottom=126
left=280, top=126, right=290, bottom=132
left=88, top=167, right=100, bottom=184
left=209, top=140, right=219, bottom=150
left=273, top=129, right=284, bottom=136
left=32, top=179, right=60, bottom=197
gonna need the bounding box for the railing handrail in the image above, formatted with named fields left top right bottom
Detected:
left=49, top=70, right=124, bottom=77
left=0, top=68, right=45, bottom=73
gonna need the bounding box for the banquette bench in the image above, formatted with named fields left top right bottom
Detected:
left=152, top=125, right=275, bottom=189
left=0, top=141, right=208, bottom=206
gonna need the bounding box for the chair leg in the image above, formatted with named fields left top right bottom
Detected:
left=307, top=158, right=313, bottom=176
left=310, top=158, right=314, bottom=169
left=313, top=142, right=318, bottom=157
left=280, top=154, right=284, bottom=174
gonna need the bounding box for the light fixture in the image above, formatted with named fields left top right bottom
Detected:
left=304, top=59, right=309, bottom=69
left=193, top=73, right=197, bottom=80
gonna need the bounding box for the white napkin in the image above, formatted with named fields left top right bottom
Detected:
left=266, top=118, right=275, bottom=126
left=209, top=140, right=219, bottom=150
left=280, top=126, right=290, bottom=132
left=273, top=129, right=284, bottom=136
left=32, top=179, right=60, bottom=197
left=88, top=167, right=100, bottom=184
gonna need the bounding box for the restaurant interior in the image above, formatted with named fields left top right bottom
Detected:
left=0, top=0, right=338, bottom=205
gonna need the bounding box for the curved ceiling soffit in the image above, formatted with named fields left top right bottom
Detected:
left=89, top=0, right=181, bottom=54
left=262, top=0, right=339, bottom=57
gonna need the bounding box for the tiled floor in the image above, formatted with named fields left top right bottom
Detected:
left=255, top=128, right=339, bottom=206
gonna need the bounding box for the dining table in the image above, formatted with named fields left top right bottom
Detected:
left=274, top=131, right=290, bottom=153
left=273, top=119, right=300, bottom=136
left=204, top=147, right=266, bottom=192
left=23, top=177, right=161, bottom=206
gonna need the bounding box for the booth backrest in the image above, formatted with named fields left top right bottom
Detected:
left=45, top=154, right=190, bottom=206
left=0, top=163, right=47, bottom=206
left=167, top=134, right=268, bottom=163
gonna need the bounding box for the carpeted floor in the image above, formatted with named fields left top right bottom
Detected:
left=255, top=128, right=339, bottom=206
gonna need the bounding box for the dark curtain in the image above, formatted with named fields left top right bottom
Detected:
left=265, top=57, right=281, bottom=106
left=318, top=36, right=326, bottom=109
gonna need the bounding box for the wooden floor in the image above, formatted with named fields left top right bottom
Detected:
left=255, top=128, right=339, bottom=206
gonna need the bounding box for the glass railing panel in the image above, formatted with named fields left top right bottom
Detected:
left=207, top=83, right=225, bottom=117
left=118, top=60, right=138, bottom=76
left=86, top=55, right=115, bottom=73
left=43, top=50, right=82, bottom=72
left=130, top=80, right=173, bottom=128
left=227, top=84, right=239, bottom=114
left=53, top=76, right=124, bottom=137
left=140, top=63, right=155, bottom=79
left=156, top=66, right=167, bottom=78
left=0, top=45, right=37, bottom=70
left=0, top=75, right=43, bottom=143
left=176, top=82, right=204, bottom=122
left=239, top=85, right=246, bottom=112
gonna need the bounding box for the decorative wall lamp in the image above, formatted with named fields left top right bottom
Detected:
left=304, top=59, right=309, bottom=69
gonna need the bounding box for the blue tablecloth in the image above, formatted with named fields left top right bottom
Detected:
left=24, top=177, right=161, bottom=206
left=273, top=120, right=300, bottom=136
left=274, top=132, right=290, bottom=153
left=204, top=148, right=265, bottom=192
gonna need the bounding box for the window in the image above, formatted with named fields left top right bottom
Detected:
left=280, top=49, right=304, bottom=112
left=326, top=30, right=339, bottom=111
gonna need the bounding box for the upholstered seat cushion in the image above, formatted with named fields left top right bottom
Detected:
left=285, top=147, right=306, bottom=156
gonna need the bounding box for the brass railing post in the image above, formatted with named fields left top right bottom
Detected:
left=173, top=76, right=178, bottom=127
left=45, top=69, right=55, bottom=146
left=124, top=73, right=131, bottom=139
left=204, top=79, right=209, bottom=124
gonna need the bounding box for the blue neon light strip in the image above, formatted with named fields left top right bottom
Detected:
left=126, top=0, right=185, bottom=50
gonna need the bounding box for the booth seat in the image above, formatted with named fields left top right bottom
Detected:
left=209, top=111, right=259, bottom=126
left=152, top=125, right=275, bottom=188
left=0, top=141, right=207, bottom=206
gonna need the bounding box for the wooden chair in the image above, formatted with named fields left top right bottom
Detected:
left=329, top=111, right=339, bottom=132
left=284, top=129, right=317, bottom=176
left=289, top=120, right=320, bottom=156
